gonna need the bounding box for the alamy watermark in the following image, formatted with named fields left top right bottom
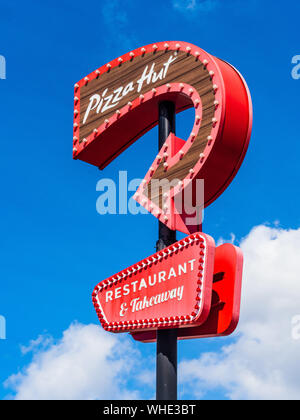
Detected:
left=0, top=55, right=6, bottom=80
left=291, top=55, right=300, bottom=80
left=96, top=171, right=204, bottom=226
left=0, top=54, right=7, bottom=338
left=0, top=315, right=6, bottom=340
left=0, top=54, right=6, bottom=337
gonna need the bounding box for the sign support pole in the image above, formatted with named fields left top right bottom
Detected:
left=156, top=101, right=177, bottom=400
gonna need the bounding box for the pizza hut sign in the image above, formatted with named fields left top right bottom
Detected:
left=75, top=41, right=252, bottom=338
left=92, top=233, right=215, bottom=333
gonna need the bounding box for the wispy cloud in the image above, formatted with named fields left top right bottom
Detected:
left=180, top=224, right=300, bottom=400
left=20, top=334, right=53, bottom=355
left=173, top=0, right=219, bottom=13
left=4, top=322, right=153, bottom=400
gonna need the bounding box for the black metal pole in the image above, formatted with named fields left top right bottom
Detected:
left=156, top=101, right=177, bottom=400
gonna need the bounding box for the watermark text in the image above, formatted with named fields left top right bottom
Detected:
left=291, top=55, right=300, bottom=80
left=0, top=315, right=6, bottom=339
left=96, top=171, right=204, bottom=226
left=0, top=55, right=6, bottom=80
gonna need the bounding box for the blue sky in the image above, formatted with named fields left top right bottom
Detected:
left=1, top=0, right=300, bottom=400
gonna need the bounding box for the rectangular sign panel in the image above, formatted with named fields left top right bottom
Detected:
left=131, top=243, right=243, bottom=342
left=92, top=233, right=215, bottom=333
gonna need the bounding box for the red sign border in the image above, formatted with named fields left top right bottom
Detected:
left=92, top=232, right=215, bottom=333
left=72, top=41, right=224, bottom=162
left=130, top=243, right=243, bottom=342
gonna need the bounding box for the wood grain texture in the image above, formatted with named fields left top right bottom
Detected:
left=79, top=49, right=215, bottom=208
left=79, top=51, right=214, bottom=142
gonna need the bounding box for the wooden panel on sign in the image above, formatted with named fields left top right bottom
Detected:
left=79, top=50, right=214, bottom=146
left=92, top=232, right=215, bottom=333
left=73, top=41, right=252, bottom=234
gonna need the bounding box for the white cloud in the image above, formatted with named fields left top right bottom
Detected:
left=180, top=225, right=300, bottom=400
left=4, top=322, right=151, bottom=400
left=173, top=0, right=219, bottom=13
left=4, top=225, right=300, bottom=400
